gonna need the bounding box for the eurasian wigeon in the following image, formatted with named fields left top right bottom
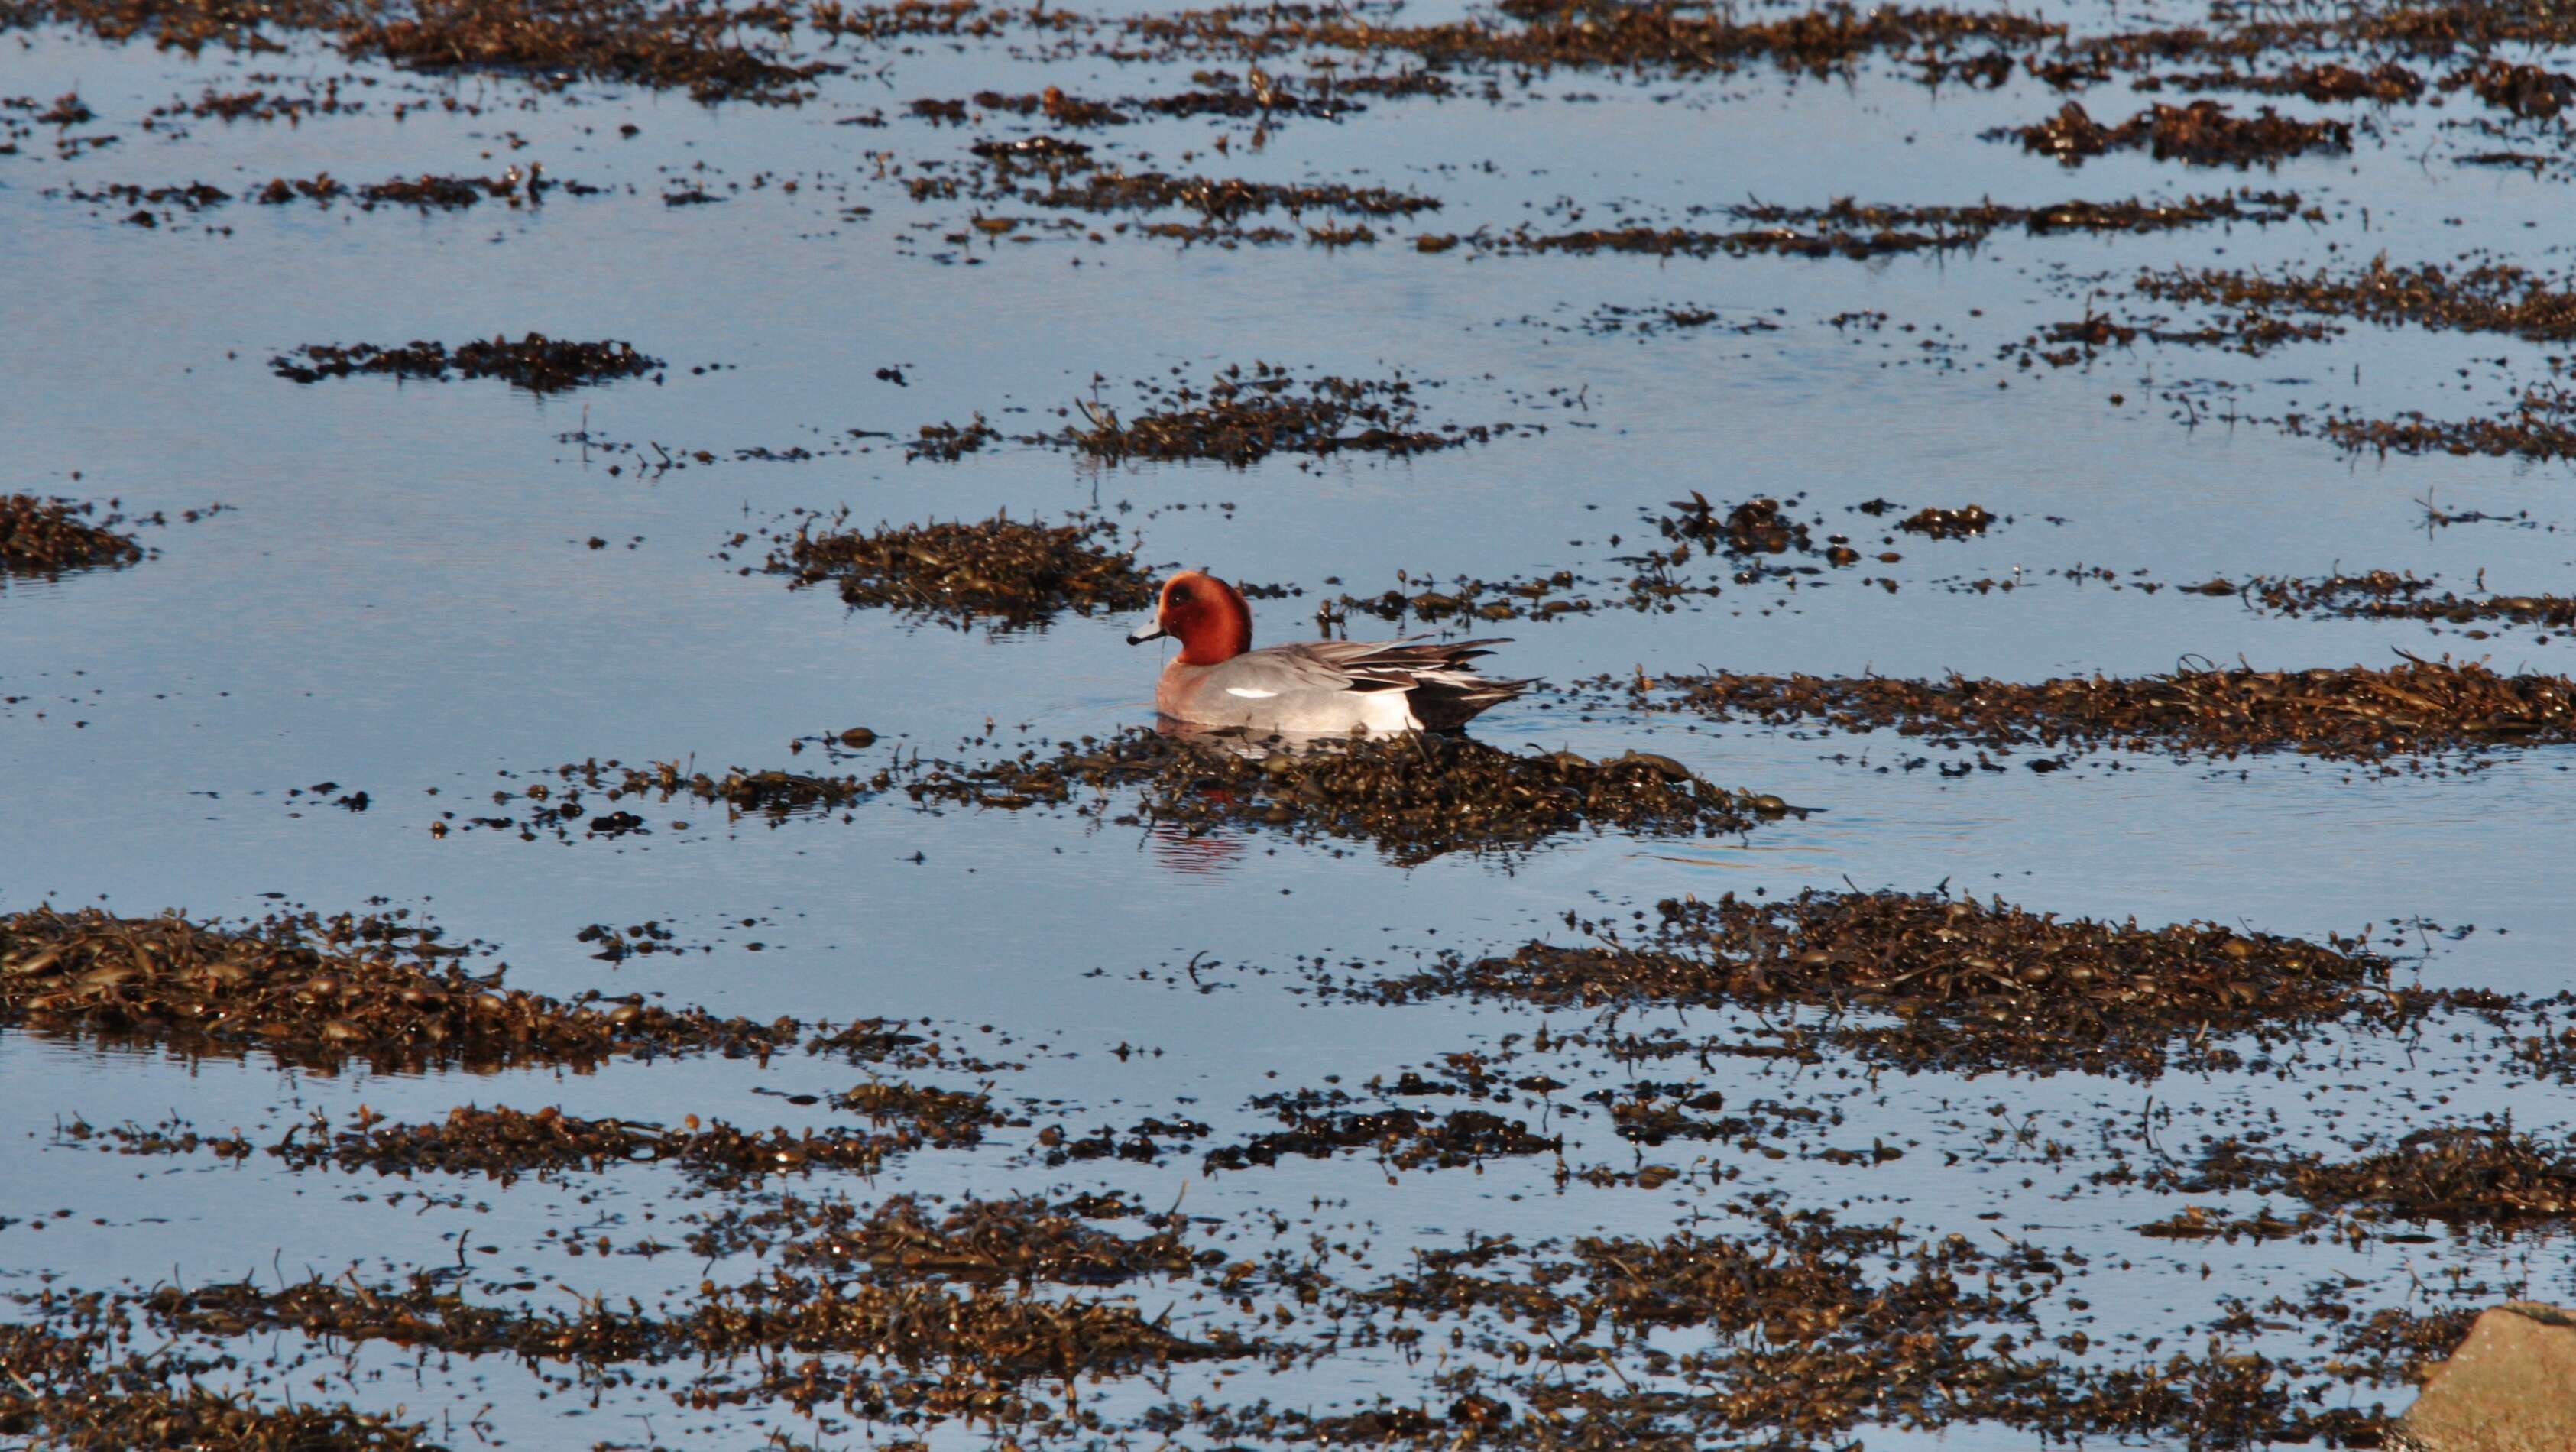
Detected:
left=1126, top=570, right=1534, bottom=733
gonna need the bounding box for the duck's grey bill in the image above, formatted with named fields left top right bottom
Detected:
left=1126, top=623, right=1168, bottom=645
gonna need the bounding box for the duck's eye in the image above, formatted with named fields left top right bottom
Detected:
left=1168, top=584, right=1194, bottom=604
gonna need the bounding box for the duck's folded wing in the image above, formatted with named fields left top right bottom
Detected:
left=1201, top=643, right=1400, bottom=698
left=1198, top=640, right=1532, bottom=731
left=1276, top=638, right=1515, bottom=692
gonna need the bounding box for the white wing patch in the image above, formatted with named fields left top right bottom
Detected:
left=1359, top=689, right=1421, bottom=733
left=1225, top=686, right=1281, bottom=699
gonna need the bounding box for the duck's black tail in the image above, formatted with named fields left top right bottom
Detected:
left=1341, top=638, right=1535, bottom=731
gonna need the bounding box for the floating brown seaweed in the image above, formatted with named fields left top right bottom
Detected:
left=2249, top=571, right=2576, bottom=633
left=896, top=728, right=1797, bottom=864
left=246, top=1100, right=1000, bottom=1188
left=134, top=1263, right=1243, bottom=1425
left=341, top=0, right=836, bottom=102
left=2003, top=99, right=2351, bottom=165
left=1128, top=2, right=2065, bottom=77
left=2301, top=384, right=2576, bottom=462
left=1897, top=504, right=1998, bottom=539
left=687, top=1192, right=1210, bottom=1285
left=2177, top=1123, right=2576, bottom=1224
left=271, top=335, right=661, bottom=390
left=1363, top=888, right=2399, bottom=1075
left=1622, top=657, right=2576, bottom=762
left=0, top=494, right=144, bottom=575
left=2137, top=257, right=2576, bottom=344
left=0, top=904, right=795, bottom=1071
left=762, top=508, right=1154, bottom=627
left=1057, top=363, right=1504, bottom=464
left=0, top=1322, right=437, bottom=1452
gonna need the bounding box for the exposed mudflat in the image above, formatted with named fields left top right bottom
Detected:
left=8, top=0, right=2576, bottom=1445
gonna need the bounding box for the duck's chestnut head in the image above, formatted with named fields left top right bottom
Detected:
left=1127, top=570, right=1252, bottom=665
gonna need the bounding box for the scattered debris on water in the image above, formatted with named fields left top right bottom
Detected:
left=1033, top=168, right=1437, bottom=221
left=2249, top=571, right=2575, bottom=637
left=270, top=334, right=661, bottom=391
left=2449, top=58, right=2576, bottom=119
left=410, top=725, right=1806, bottom=861
left=1742, top=190, right=2303, bottom=234
left=1357, top=888, right=2403, bottom=1076
left=760, top=507, right=1155, bottom=628
left=1249, top=1, right=2068, bottom=77
left=1507, top=219, right=1987, bottom=259
left=1618, top=657, right=2576, bottom=762
left=2298, top=383, right=2576, bottom=462
left=1650, top=492, right=1877, bottom=573
left=0, top=494, right=144, bottom=576
left=1331, top=563, right=1725, bottom=624
left=1897, top=503, right=1998, bottom=539
left=1053, top=362, right=1512, bottom=464
left=685, top=1191, right=1211, bottom=1285
left=362, top=1094, right=996, bottom=1179
left=2173, top=1123, right=2576, bottom=1224
left=340, top=0, right=838, bottom=102
left=905, top=413, right=1003, bottom=461
left=0, top=1321, right=439, bottom=1452
left=1202, top=1082, right=1560, bottom=1174
left=897, top=728, right=1800, bottom=865
left=122, top=1260, right=1244, bottom=1424
left=2001, top=99, right=2353, bottom=166
left=1255, top=1201, right=2393, bottom=1449
left=0, top=904, right=795, bottom=1070
left=76, top=1098, right=1003, bottom=1189
left=2142, top=60, right=2426, bottom=104
left=358, top=167, right=569, bottom=208
left=2137, top=256, right=2576, bottom=345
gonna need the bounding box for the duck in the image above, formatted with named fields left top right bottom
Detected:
left=1126, top=570, right=1534, bottom=733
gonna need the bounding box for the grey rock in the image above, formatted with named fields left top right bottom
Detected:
left=2393, top=1301, right=2576, bottom=1452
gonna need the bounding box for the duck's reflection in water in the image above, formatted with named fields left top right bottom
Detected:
left=1146, top=817, right=1247, bottom=875
left=1142, top=722, right=1371, bottom=874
